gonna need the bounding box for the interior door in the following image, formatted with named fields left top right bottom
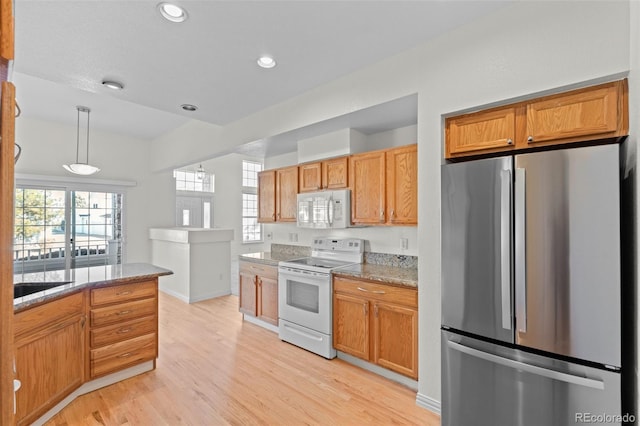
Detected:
left=441, top=155, right=514, bottom=343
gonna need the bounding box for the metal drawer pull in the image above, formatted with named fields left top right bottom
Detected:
left=117, top=328, right=132, bottom=334
left=356, top=287, right=385, bottom=294
left=118, top=352, right=132, bottom=358
left=116, top=291, right=132, bottom=296
left=116, top=310, right=132, bottom=315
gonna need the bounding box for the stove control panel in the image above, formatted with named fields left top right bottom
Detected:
left=311, top=238, right=364, bottom=253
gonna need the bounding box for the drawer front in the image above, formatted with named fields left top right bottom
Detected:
left=239, top=261, right=277, bottom=281
left=334, top=277, right=417, bottom=308
left=15, top=292, right=84, bottom=337
left=90, top=280, right=156, bottom=307
left=90, top=333, right=157, bottom=378
left=90, top=298, right=156, bottom=328
left=90, top=315, right=156, bottom=348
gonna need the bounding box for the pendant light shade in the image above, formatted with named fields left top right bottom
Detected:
left=63, top=106, right=100, bottom=175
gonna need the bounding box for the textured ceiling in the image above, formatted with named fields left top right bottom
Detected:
left=13, top=1, right=509, bottom=144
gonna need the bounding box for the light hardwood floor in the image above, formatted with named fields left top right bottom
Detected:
left=46, top=293, right=440, bottom=426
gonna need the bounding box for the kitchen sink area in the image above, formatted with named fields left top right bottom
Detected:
left=13, top=281, right=73, bottom=298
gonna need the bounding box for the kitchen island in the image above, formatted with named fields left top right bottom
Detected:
left=13, top=263, right=172, bottom=426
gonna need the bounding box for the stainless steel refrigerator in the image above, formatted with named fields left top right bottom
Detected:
left=441, top=143, right=627, bottom=426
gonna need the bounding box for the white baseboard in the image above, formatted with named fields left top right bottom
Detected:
left=242, top=314, right=279, bottom=333
left=189, top=289, right=231, bottom=303
left=337, top=351, right=418, bottom=391
left=32, top=361, right=155, bottom=426
left=416, top=392, right=441, bottom=415
left=159, top=287, right=189, bottom=303
left=159, top=287, right=231, bottom=304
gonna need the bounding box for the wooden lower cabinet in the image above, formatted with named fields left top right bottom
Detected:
left=239, top=261, right=278, bottom=326
left=12, top=279, right=160, bottom=424
left=333, top=276, right=418, bottom=379
left=89, top=280, right=158, bottom=379
left=14, top=292, right=86, bottom=426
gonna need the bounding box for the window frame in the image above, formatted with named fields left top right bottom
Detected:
left=13, top=174, right=131, bottom=274
left=242, top=160, right=263, bottom=244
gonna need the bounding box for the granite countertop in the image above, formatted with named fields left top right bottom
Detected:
left=332, top=263, right=418, bottom=289
left=14, top=263, right=173, bottom=311
left=239, top=251, right=305, bottom=267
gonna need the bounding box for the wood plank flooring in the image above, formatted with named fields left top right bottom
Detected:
left=46, top=293, right=440, bottom=426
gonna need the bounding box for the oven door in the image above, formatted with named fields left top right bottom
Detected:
left=278, top=267, right=332, bottom=334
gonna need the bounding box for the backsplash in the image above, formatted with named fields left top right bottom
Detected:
left=270, top=243, right=311, bottom=258
left=364, top=252, right=418, bottom=268
left=271, top=243, right=417, bottom=268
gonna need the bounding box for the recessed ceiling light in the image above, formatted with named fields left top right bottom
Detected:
left=158, top=2, right=188, bottom=23
left=102, top=80, right=124, bottom=90
left=257, top=56, right=276, bottom=69
left=181, top=104, right=198, bottom=112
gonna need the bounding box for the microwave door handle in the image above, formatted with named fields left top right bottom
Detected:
left=328, top=196, right=334, bottom=225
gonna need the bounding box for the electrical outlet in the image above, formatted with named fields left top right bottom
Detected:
left=292, top=233, right=298, bottom=242
left=401, top=238, right=408, bottom=250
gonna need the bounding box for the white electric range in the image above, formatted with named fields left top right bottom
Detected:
left=278, top=238, right=364, bottom=359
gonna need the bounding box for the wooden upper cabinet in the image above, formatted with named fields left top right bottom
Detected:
left=257, top=170, right=276, bottom=223
left=0, top=0, right=13, bottom=62
left=298, top=162, right=322, bottom=192
left=350, top=150, right=386, bottom=225
left=445, top=79, right=628, bottom=159
left=446, top=106, right=517, bottom=158
left=525, top=80, right=627, bottom=146
left=322, top=156, right=348, bottom=190
left=386, top=145, right=417, bottom=225
left=299, top=156, right=348, bottom=193
left=258, top=166, right=298, bottom=223
left=276, top=166, right=298, bottom=222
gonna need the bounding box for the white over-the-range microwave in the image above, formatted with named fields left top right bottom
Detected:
left=297, top=189, right=351, bottom=229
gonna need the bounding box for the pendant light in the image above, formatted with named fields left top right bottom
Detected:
left=196, top=164, right=205, bottom=180
left=63, top=106, right=100, bottom=175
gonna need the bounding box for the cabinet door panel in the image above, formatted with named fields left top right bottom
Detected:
left=15, top=315, right=84, bottom=426
left=299, top=162, right=322, bottom=192
left=333, top=292, right=369, bottom=360
left=257, top=275, right=278, bottom=325
left=323, top=157, right=348, bottom=189
left=350, top=152, right=385, bottom=224
left=526, top=82, right=621, bottom=145
left=276, top=166, right=298, bottom=221
left=258, top=170, right=276, bottom=222
left=446, top=106, right=516, bottom=157
left=239, top=271, right=257, bottom=316
left=386, top=145, right=417, bottom=225
left=372, top=302, right=418, bottom=379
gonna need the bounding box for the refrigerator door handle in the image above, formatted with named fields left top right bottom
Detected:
left=515, top=168, right=527, bottom=333
left=500, top=170, right=511, bottom=330
left=447, top=340, right=605, bottom=390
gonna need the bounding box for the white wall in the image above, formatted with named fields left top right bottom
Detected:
left=147, top=1, right=633, bottom=408
left=14, top=116, right=155, bottom=264
left=18, top=0, right=634, bottom=412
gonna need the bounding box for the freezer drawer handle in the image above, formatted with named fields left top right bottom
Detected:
left=447, top=340, right=604, bottom=390
left=500, top=170, right=512, bottom=330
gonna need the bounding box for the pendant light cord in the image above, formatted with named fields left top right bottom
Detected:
left=76, top=107, right=80, bottom=164
left=86, top=108, right=90, bottom=164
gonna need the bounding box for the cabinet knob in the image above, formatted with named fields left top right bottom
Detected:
left=527, top=136, right=534, bottom=142
left=507, top=138, right=513, bottom=145
left=380, top=209, right=385, bottom=222
left=272, top=213, right=276, bottom=220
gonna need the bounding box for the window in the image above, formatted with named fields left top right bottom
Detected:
left=14, top=187, right=123, bottom=273
left=242, top=160, right=263, bottom=242
left=173, top=168, right=214, bottom=228
left=173, top=169, right=214, bottom=193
